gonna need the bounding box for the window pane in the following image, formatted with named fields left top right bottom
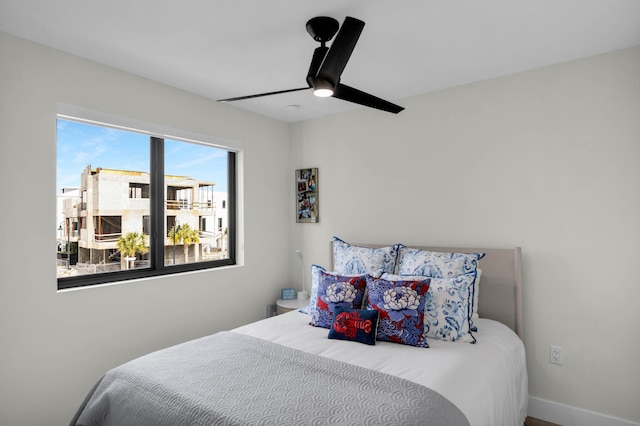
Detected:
left=164, top=139, right=229, bottom=266
left=57, top=115, right=236, bottom=289
left=57, top=119, right=150, bottom=277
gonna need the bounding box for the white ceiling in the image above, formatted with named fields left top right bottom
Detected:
left=2, top=1, right=639, bottom=122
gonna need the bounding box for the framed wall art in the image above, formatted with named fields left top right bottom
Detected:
left=296, top=168, right=318, bottom=223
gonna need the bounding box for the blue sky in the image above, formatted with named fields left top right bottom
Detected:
left=56, top=119, right=228, bottom=194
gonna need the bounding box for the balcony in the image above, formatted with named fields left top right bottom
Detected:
left=166, top=200, right=215, bottom=213
left=94, top=232, right=122, bottom=242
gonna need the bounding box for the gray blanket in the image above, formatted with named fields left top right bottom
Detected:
left=71, top=331, right=469, bottom=426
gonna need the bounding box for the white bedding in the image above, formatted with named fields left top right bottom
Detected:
left=233, top=310, right=528, bottom=426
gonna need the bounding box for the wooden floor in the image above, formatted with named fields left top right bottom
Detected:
left=525, top=416, right=560, bottom=426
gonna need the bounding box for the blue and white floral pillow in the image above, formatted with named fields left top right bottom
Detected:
left=396, top=248, right=484, bottom=277
left=382, top=272, right=476, bottom=343
left=332, top=236, right=400, bottom=275
left=299, top=264, right=328, bottom=315
left=424, top=274, right=477, bottom=343
left=396, top=248, right=483, bottom=331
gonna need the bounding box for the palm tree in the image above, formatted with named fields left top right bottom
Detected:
left=180, top=223, right=200, bottom=263
left=116, top=232, right=149, bottom=270
left=168, top=224, right=181, bottom=265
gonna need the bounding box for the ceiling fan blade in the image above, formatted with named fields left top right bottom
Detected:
left=218, top=86, right=309, bottom=102
left=333, top=83, right=404, bottom=114
left=315, top=16, right=365, bottom=86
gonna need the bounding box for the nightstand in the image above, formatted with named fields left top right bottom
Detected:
left=276, top=298, right=309, bottom=315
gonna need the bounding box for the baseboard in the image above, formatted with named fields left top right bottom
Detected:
left=528, top=396, right=639, bottom=426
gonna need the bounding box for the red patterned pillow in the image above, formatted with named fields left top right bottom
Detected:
left=310, top=271, right=367, bottom=329
left=365, top=275, right=431, bottom=347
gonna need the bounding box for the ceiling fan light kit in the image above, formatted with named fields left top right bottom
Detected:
left=219, top=16, right=404, bottom=114
left=312, top=79, right=334, bottom=97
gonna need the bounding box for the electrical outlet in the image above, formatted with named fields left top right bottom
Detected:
left=550, top=345, right=563, bottom=365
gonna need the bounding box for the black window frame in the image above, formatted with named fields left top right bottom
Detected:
left=57, top=132, right=237, bottom=290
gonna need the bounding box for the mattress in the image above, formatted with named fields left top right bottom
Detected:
left=233, top=310, right=528, bottom=426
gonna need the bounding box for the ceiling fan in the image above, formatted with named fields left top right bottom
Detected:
left=218, top=16, right=404, bottom=114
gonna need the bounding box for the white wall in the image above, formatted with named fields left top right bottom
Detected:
left=0, top=32, right=292, bottom=426
left=2, top=29, right=639, bottom=425
left=291, top=46, right=640, bottom=423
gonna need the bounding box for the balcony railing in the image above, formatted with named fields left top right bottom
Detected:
left=166, top=200, right=215, bottom=212
left=94, top=232, right=121, bottom=242
left=199, top=230, right=216, bottom=239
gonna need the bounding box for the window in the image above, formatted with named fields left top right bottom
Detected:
left=57, top=116, right=236, bottom=289
left=94, top=216, right=122, bottom=241
left=142, top=215, right=150, bottom=235
left=129, top=183, right=150, bottom=199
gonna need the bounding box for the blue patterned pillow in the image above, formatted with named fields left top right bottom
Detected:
left=299, top=264, right=325, bottom=315
left=310, top=271, right=368, bottom=328
left=396, top=248, right=483, bottom=331
left=332, top=237, right=401, bottom=275
left=328, top=307, right=379, bottom=345
left=396, top=248, right=484, bottom=277
left=383, top=272, right=476, bottom=343
left=365, top=275, right=431, bottom=348
left=423, top=274, right=477, bottom=343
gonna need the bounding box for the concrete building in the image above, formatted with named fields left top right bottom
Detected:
left=56, top=187, right=80, bottom=270
left=58, top=165, right=228, bottom=274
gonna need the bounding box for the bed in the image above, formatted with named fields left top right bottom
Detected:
left=70, top=239, right=528, bottom=426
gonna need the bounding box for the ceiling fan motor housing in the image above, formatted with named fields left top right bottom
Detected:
left=306, top=16, right=339, bottom=43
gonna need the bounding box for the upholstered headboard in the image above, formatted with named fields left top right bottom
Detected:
left=331, top=244, right=524, bottom=340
